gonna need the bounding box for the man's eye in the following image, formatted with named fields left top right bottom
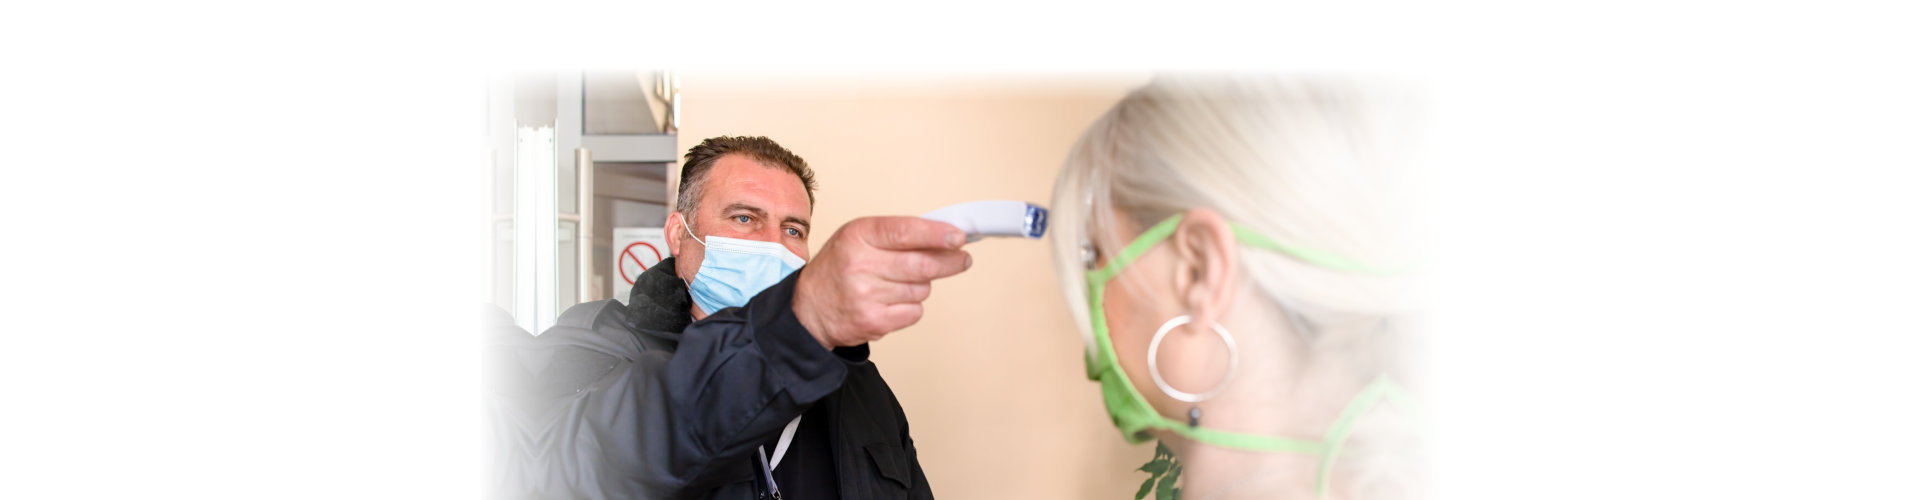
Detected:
left=734, top=215, right=752, bottom=224
left=785, top=227, right=802, bottom=237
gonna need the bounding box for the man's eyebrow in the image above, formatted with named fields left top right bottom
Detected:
left=723, top=203, right=808, bottom=231
left=721, top=203, right=767, bottom=219
left=783, top=216, right=811, bottom=232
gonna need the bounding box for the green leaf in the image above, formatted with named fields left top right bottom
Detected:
left=1156, top=463, right=1182, bottom=500
left=1137, top=441, right=1183, bottom=500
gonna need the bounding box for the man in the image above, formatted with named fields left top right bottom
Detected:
left=492, top=136, right=964, bottom=499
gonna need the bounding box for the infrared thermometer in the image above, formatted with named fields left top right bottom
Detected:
left=919, top=200, right=1048, bottom=243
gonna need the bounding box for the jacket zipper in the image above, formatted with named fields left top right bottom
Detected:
left=756, top=446, right=782, bottom=500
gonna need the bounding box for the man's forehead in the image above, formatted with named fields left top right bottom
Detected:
left=702, top=156, right=812, bottom=218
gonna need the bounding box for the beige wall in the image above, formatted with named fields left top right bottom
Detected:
left=675, top=73, right=1154, bottom=499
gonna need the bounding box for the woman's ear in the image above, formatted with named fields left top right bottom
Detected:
left=1170, top=208, right=1239, bottom=331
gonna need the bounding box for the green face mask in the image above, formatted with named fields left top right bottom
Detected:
left=1081, top=213, right=1414, bottom=497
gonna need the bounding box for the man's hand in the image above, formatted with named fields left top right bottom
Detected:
left=792, top=217, right=973, bottom=349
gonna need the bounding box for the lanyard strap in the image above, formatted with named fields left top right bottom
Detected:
left=754, top=415, right=803, bottom=499
left=769, top=415, right=802, bottom=470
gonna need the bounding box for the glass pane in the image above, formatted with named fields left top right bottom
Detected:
left=557, top=221, right=577, bottom=308
left=492, top=219, right=515, bottom=316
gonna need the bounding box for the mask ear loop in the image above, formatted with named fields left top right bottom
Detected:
left=1311, top=374, right=1415, bottom=498
left=676, top=212, right=706, bottom=246
left=674, top=213, right=704, bottom=295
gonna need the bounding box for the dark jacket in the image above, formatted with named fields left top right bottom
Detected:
left=486, top=257, right=933, bottom=500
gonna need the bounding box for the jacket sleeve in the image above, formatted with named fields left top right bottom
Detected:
left=904, top=404, right=936, bottom=500
left=632, top=266, right=851, bottom=497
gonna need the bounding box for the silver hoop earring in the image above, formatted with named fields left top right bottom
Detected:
left=1147, top=314, right=1240, bottom=405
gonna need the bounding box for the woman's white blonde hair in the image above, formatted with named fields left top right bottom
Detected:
left=1049, top=73, right=1428, bottom=499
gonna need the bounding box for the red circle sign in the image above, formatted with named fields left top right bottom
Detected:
left=619, top=241, right=664, bottom=285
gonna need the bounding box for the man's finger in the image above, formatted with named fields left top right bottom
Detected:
left=859, top=217, right=966, bottom=251
left=875, top=302, right=926, bottom=333
left=877, top=249, right=972, bottom=282
left=877, top=282, right=933, bottom=305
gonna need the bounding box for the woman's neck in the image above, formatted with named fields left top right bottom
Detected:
left=1174, top=442, right=1323, bottom=500
left=1168, top=306, right=1364, bottom=499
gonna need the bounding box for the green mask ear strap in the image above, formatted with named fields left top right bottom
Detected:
left=1313, top=375, right=1415, bottom=498
left=1150, top=375, right=1414, bottom=498
left=1087, top=214, right=1185, bottom=284
left=1163, top=419, right=1327, bottom=453
left=1230, top=224, right=1411, bottom=275
left=1089, top=213, right=1407, bottom=279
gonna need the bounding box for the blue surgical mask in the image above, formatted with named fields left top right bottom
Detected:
left=678, top=216, right=807, bottom=315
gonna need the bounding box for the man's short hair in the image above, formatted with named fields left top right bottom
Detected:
left=676, top=136, right=818, bottom=231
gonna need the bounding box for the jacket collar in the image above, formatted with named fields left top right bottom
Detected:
left=627, top=256, right=693, bottom=344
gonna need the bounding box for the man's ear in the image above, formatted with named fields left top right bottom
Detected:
left=664, top=211, right=686, bottom=257
left=1169, top=208, right=1239, bottom=331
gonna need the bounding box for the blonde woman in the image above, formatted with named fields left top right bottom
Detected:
left=1051, top=75, right=1426, bottom=500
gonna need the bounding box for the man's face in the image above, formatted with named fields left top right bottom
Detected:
left=667, top=153, right=813, bottom=316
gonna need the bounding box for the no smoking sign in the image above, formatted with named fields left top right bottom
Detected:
left=610, top=227, right=668, bottom=304
left=618, top=241, right=663, bottom=285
